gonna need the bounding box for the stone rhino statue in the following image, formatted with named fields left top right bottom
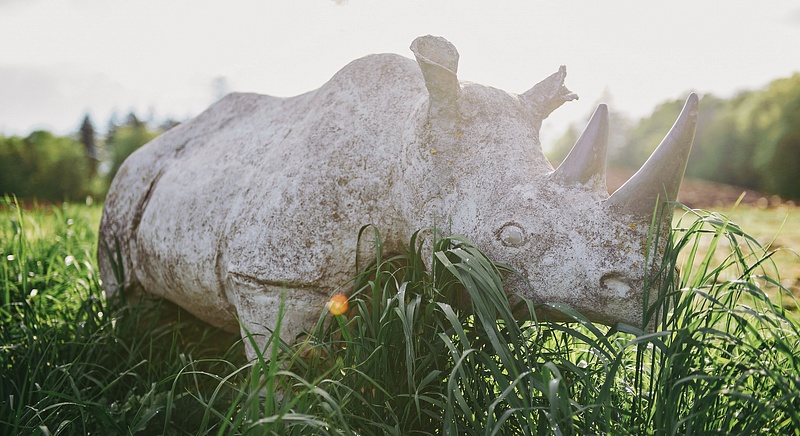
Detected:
left=99, top=35, right=697, bottom=358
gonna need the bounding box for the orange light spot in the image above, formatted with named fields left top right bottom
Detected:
left=328, top=293, right=348, bottom=316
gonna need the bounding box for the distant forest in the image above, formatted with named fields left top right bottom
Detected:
left=2, top=72, right=800, bottom=203
left=550, top=73, right=800, bottom=200
left=0, top=113, right=172, bottom=203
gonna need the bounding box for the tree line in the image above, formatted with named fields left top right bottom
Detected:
left=0, top=113, right=168, bottom=203
left=3, top=73, right=799, bottom=202
left=550, top=73, right=800, bottom=200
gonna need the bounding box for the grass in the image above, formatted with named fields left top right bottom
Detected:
left=1, top=197, right=800, bottom=434
left=690, top=203, right=800, bottom=310
left=0, top=199, right=244, bottom=434
left=673, top=202, right=800, bottom=314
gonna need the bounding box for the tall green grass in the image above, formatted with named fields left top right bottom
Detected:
left=2, top=198, right=799, bottom=434
left=0, top=198, right=244, bottom=434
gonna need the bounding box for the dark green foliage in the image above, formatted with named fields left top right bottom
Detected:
left=613, top=74, right=800, bottom=199
left=548, top=101, right=632, bottom=166
left=0, top=111, right=161, bottom=203
left=742, top=75, right=800, bottom=198
left=551, top=74, right=800, bottom=199
left=103, top=123, right=159, bottom=187
left=614, top=98, right=687, bottom=170
left=79, top=114, right=98, bottom=177
left=548, top=124, right=580, bottom=164
left=0, top=132, right=91, bottom=202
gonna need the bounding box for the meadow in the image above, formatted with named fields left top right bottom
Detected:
left=1, top=198, right=799, bottom=434
left=713, top=204, right=800, bottom=306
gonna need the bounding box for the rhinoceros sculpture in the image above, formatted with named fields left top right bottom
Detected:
left=99, top=35, right=697, bottom=358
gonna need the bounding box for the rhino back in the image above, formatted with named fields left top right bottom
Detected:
left=100, top=92, right=289, bottom=329
left=223, top=53, right=427, bottom=288
left=102, top=53, right=428, bottom=328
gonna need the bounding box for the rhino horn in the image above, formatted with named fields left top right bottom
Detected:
left=521, top=65, right=578, bottom=121
left=608, top=93, right=699, bottom=218
left=552, top=103, right=609, bottom=193
left=410, top=35, right=460, bottom=118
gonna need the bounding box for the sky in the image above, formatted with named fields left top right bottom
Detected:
left=1, top=0, right=799, bottom=146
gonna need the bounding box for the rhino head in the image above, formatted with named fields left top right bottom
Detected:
left=406, top=35, right=697, bottom=327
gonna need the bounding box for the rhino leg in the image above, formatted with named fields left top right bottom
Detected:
left=226, top=274, right=329, bottom=360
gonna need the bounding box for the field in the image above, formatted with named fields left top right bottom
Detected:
left=671, top=204, right=800, bottom=313
left=611, top=168, right=800, bottom=311
left=2, top=196, right=800, bottom=434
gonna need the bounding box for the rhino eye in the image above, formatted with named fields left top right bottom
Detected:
left=496, top=222, right=527, bottom=248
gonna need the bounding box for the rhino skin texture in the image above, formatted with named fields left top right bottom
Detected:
left=99, top=35, right=698, bottom=358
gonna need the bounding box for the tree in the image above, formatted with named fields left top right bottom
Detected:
left=548, top=91, right=633, bottom=168
left=79, top=113, right=98, bottom=177
left=613, top=98, right=685, bottom=170
left=159, top=118, right=181, bottom=132
left=614, top=74, right=800, bottom=199
left=105, top=124, right=159, bottom=185
left=0, top=131, right=90, bottom=202
left=547, top=124, right=579, bottom=164
left=106, top=112, right=120, bottom=145
left=744, top=74, right=800, bottom=198
left=685, top=93, right=759, bottom=187
left=0, top=136, right=35, bottom=199
left=125, top=111, right=144, bottom=129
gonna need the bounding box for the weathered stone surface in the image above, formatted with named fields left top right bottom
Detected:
left=99, top=35, right=697, bottom=358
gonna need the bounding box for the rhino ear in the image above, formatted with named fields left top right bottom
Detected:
left=607, top=93, right=699, bottom=218
left=552, top=103, right=609, bottom=194
left=521, top=66, right=578, bottom=121
left=410, top=35, right=460, bottom=118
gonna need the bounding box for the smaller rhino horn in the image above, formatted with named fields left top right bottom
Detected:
left=608, top=93, right=699, bottom=218
left=553, top=104, right=609, bottom=193
left=522, top=66, right=578, bottom=120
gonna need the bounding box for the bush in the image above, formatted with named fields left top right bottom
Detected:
left=0, top=132, right=91, bottom=202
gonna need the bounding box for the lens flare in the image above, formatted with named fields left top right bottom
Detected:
left=328, top=293, right=348, bottom=316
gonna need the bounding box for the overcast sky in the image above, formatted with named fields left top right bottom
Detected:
left=1, top=0, right=798, bottom=146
